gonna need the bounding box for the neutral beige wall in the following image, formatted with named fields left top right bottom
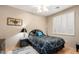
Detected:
left=47, top=6, right=79, bottom=49
left=0, top=6, right=47, bottom=51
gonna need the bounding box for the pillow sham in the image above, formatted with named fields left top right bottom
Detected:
left=36, top=31, right=44, bottom=37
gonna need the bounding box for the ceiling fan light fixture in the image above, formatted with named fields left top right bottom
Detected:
left=34, top=5, right=49, bottom=13
left=43, top=6, right=48, bottom=12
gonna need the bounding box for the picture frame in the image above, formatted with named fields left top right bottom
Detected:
left=7, top=17, right=22, bottom=26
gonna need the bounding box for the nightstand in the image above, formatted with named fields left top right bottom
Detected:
left=0, top=39, right=5, bottom=53
left=76, top=43, right=79, bottom=52
left=20, top=38, right=29, bottom=47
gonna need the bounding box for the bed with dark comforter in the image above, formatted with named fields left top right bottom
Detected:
left=28, top=29, right=65, bottom=54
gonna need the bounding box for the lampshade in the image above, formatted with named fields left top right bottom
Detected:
left=20, top=28, right=27, bottom=32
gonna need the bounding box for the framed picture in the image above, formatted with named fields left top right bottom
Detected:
left=7, top=17, right=22, bottom=26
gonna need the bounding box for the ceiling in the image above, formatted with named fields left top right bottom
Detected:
left=9, top=5, right=73, bottom=16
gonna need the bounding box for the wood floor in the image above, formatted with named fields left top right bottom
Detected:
left=57, top=47, right=79, bottom=54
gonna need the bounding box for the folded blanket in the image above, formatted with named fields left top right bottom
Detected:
left=12, top=46, right=39, bottom=54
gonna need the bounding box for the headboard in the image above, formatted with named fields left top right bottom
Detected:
left=29, top=29, right=45, bottom=36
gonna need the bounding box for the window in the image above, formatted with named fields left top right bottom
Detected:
left=53, top=11, right=75, bottom=35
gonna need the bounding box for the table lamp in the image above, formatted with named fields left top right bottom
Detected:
left=20, top=28, right=27, bottom=38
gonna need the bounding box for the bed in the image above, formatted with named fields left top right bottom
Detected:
left=28, top=29, right=65, bottom=54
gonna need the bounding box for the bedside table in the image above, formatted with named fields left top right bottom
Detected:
left=20, top=39, right=29, bottom=47
left=76, top=43, right=79, bottom=52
